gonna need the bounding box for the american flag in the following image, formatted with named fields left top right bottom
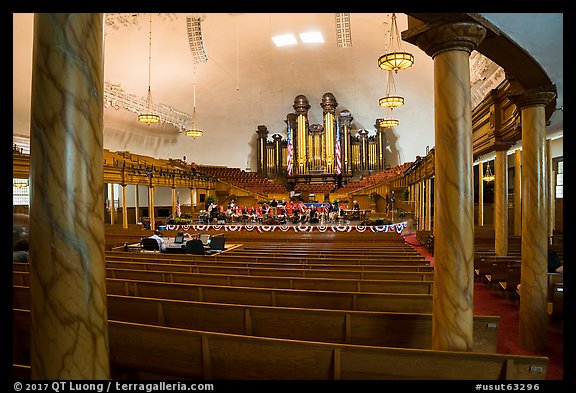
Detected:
left=176, top=193, right=181, bottom=217
left=335, top=117, right=342, bottom=175
left=286, top=121, right=294, bottom=175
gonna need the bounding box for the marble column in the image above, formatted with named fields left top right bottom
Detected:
left=546, top=140, right=555, bottom=241
left=494, top=148, right=509, bottom=256
left=513, top=150, right=522, bottom=236
left=170, top=187, right=176, bottom=219
left=29, top=13, right=109, bottom=379
left=478, top=161, right=484, bottom=226
left=134, top=184, right=140, bottom=224
left=509, top=88, right=556, bottom=351
left=191, top=188, right=196, bottom=210
left=404, top=20, right=486, bottom=352
left=426, top=177, right=432, bottom=231
left=122, top=184, right=128, bottom=229
left=109, top=183, right=115, bottom=225
left=148, top=185, right=156, bottom=230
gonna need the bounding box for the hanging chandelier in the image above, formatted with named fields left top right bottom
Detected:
left=483, top=161, right=495, bottom=182
left=379, top=69, right=404, bottom=109
left=138, top=14, right=160, bottom=125
left=378, top=117, right=399, bottom=129
left=378, top=13, right=414, bottom=73
left=185, top=65, right=203, bottom=138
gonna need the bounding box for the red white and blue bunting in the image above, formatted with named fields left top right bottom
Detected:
left=164, top=222, right=408, bottom=234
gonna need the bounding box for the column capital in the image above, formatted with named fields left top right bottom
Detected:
left=493, top=141, right=515, bottom=152
left=256, top=125, right=269, bottom=138
left=403, top=20, right=486, bottom=58
left=508, top=87, right=556, bottom=111
left=320, top=92, right=338, bottom=114
left=293, top=94, right=311, bottom=115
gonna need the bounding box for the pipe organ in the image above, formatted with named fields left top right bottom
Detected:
left=256, top=93, right=387, bottom=183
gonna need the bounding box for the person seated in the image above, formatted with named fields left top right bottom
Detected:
left=149, top=229, right=166, bottom=252
left=13, top=238, right=29, bottom=262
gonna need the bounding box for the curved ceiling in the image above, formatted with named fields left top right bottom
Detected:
left=12, top=13, right=563, bottom=170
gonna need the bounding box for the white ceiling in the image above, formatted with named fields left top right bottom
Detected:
left=12, top=13, right=563, bottom=169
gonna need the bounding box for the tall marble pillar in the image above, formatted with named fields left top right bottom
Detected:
left=494, top=148, right=509, bottom=256
left=135, top=184, right=140, bottom=224
left=426, top=177, right=432, bottom=231
left=293, top=95, right=311, bottom=175
left=478, top=161, right=484, bottom=226
left=171, top=187, right=177, bottom=218
left=191, top=188, right=196, bottom=210
left=404, top=20, right=486, bottom=352
left=546, top=140, right=555, bottom=241
left=514, top=150, right=522, bottom=236
left=148, top=185, right=156, bottom=230
left=29, top=13, right=109, bottom=379
left=109, top=183, right=115, bottom=225
left=321, top=92, right=338, bottom=173
left=509, top=88, right=556, bottom=351
left=122, top=184, right=128, bottom=229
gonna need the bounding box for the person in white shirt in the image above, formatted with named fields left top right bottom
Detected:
left=149, top=230, right=166, bottom=252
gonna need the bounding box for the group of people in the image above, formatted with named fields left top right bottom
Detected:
left=200, top=198, right=357, bottom=225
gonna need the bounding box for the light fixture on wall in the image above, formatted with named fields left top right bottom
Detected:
left=379, top=70, right=404, bottom=109
left=185, top=65, right=203, bottom=138
left=483, top=161, right=495, bottom=182
left=138, top=14, right=161, bottom=125
left=378, top=13, right=414, bottom=73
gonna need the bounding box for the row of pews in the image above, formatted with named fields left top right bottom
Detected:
left=13, top=229, right=550, bottom=380
left=473, top=232, right=563, bottom=320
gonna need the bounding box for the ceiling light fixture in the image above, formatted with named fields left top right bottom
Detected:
left=483, top=161, right=495, bottom=182
left=138, top=14, right=160, bottom=125
left=378, top=116, right=400, bottom=129
left=379, top=69, right=404, bottom=109
left=378, top=13, right=414, bottom=73
left=299, top=31, right=324, bottom=44
left=272, top=34, right=297, bottom=47
left=185, top=65, right=203, bottom=139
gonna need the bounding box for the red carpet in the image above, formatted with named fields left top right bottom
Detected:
left=402, top=231, right=563, bottom=380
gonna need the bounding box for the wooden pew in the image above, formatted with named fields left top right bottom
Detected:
left=13, top=273, right=433, bottom=313
left=13, top=308, right=548, bottom=380
left=103, top=268, right=434, bottom=294
left=15, top=259, right=435, bottom=276
left=12, top=286, right=499, bottom=352
left=103, top=259, right=434, bottom=281
left=106, top=250, right=431, bottom=266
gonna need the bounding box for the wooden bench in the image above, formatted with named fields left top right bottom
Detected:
left=103, top=268, right=434, bottom=294
left=12, top=286, right=499, bottom=352
left=103, top=256, right=436, bottom=274
left=107, top=251, right=431, bottom=266
left=13, top=308, right=548, bottom=380
left=103, top=260, right=434, bottom=282
left=13, top=273, right=433, bottom=313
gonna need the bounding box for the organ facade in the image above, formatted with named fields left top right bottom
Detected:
left=256, top=93, right=388, bottom=188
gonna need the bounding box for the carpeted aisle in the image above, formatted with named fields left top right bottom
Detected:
left=402, top=230, right=563, bottom=380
